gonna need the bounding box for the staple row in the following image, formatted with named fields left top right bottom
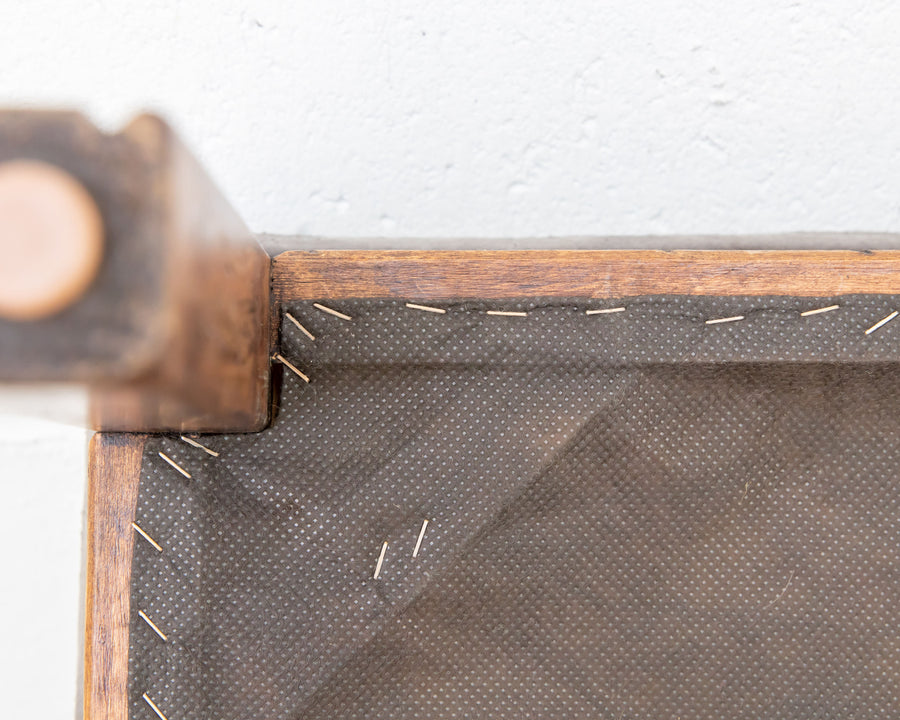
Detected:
left=133, top=433, right=430, bottom=720
left=277, top=301, right=899, bottom=386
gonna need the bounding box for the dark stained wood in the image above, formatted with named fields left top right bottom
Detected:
left=0, top=111, right=271, bottom=432
left=272, top=249, right=900, bottom=300
left=84, top=433, right=145, bottom=720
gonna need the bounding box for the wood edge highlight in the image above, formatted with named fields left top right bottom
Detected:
left=271, top=250, right=900, bottom=300
left=85, top=433, right=146, bottom=720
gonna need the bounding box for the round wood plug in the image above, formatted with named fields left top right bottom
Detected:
left=0, top=159, right=104, bottom=320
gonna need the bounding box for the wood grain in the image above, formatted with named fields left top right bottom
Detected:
left=0, top=111, right=271, bottom=432
left=84, top=433, right=145, bottom=720
left=273, top=250, right=900, bottom=300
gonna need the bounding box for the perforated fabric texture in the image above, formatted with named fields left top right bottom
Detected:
left=130, top=296, right=900, bottom=719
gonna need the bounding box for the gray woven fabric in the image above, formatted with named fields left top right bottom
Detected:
left=130, top=296, right=900, bottom=719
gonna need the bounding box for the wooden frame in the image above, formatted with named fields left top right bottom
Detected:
left=86, top=247, right=900, bottom=719
left=272, top=250, right=900, bottom=300
left=85, top=433, right=145, bottom=720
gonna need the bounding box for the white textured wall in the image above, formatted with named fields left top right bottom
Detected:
left=3, top=1, right=900, bottom=716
